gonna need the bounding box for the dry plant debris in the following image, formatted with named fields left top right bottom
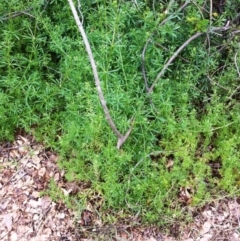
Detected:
left=0, top=135, right=75, bottom=241
left=1, top=135, right=240, bottom=241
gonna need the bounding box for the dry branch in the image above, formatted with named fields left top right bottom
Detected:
left=229, top=51, right=240, bottom=99
left=0, top=7, right=34, bottom=20
left=141, top=0, right=190, bottom=93
left=67, top=0, right=133, bottom=149
left=148, top=32, right=204, bottom=94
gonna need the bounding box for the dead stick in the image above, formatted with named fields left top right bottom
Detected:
left=67, top=0, right=133, bottom=148
left=141, top=0, right=190, bottom=93
left=148, top=32, right=204, bottom=94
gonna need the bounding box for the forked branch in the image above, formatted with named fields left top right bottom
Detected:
left=67, top=0, right=134, bottom=149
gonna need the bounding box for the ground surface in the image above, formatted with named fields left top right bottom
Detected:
left=0, top=135, right=240, bottom=241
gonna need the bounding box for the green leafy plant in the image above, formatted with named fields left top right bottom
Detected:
left=1, top=0, right=240, bottom=228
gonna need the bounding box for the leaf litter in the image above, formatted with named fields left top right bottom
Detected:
left=0, top=135, right=75, bottom=241
left=1, top=135, right=240, bottom=241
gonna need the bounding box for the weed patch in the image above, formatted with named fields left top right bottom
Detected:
left=1, top=0, right=240, bottom=226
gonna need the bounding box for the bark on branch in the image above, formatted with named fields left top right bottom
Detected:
left=148, top=32, right=204, bottom=94
left=67, top=0, right=134, bottom=149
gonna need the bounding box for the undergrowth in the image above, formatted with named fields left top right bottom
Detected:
left=1, top=0, right=240, bottom=227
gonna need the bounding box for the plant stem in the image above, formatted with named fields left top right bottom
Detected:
left=67, top=0, right=133, bottom=148
left=148, top=32, right=204, bottom=94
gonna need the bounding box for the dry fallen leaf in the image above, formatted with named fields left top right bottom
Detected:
left=10, top=231, right=18, bottom=241
left=57, top=212, right=65, bottom=219
left=0, top=200, right=9, bottom=210
left=38, top=167, right=46, bottom=177
left=54, top=172, right=60, bottom=181
left=41, top=196, right=52, bottom=212
left=49, top=154, right=58, bottom=162
left=2, top=214, right=13, bottom=231
left=29, top=199, right=41, bottom=208
left=43, top=227, right=52, bottom=235
left=198, top=233, right=213, bottom=241
left=200, top=221, right=212, bottom=235
left=146, top=237, right=157, bottom=241
left=18, top=136, right=30, bottom=145
left=31, top=191, right=40, bottom=199
left=0, top=136, right=76, bottom=241
left=30, top=235, right=48, bottom=241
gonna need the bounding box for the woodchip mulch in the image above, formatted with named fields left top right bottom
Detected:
left=1, top=135, right=240, bottom=241
left=0, top=135, right=76, bottom=241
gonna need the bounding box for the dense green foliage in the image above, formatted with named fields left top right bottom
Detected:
left=1, top=0, right=240, bottom=224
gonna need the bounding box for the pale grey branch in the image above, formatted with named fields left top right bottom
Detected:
left=148, top=32, right=204, bottom=94
left=67, top=0, right=133, bottom=148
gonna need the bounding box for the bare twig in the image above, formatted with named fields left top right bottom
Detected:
left=205, top=0, right=213, bottom=56
left=117, top=118, right=135, bottom=149
left=0, top=149, right=33, bottom=189
left=232, top=30, right=240, bottom=35
left=0, top=1, right=50, bottom=21
left=67, top=0, right=133, bottom=149
left=207, top=75, right=230, bottom=91
left=210, top=121, right=235, bottom=131
left=233, top=12, right=240, bottom=25
left=154, top=41, right=190, bottom=63
left=148, top=32, right=204, bottom=94
left=229, top=51, right=240, bottom=99
left=191, top=0, right=205, bottom=19
left=132, top=0, right=140, bottom=11
left=1, top=169, right=26, bottom=189
left=210, top=28, right=239, bottom=56
left=0, top=145, right=22, bottom=152
left=141, top=0, right=190, bottom=92
left=37, top=204, right=55, bottom=235
left=210, top=21, right=231, bottom=33
left=234, top=51, right=240, bottom=78
left=125, top=156, right=145, bottom=209
left=142, top=37, right=152, bottom=92
left=201, top=0, right=209, bottom=14
left=0, top=7, right=34, bottom=20
left=209, top=0, right=213, bottom=25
